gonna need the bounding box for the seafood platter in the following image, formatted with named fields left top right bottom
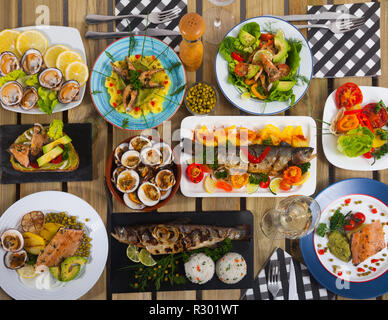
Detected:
left=109, top=210, right=253, bottom=293
left=0, top=121, right=92, bottom=184
left=106, top=135, right=181, bottom=211
left=180, top=116, right=317, bottom=197
left=0, top=26, right=88, bottom=115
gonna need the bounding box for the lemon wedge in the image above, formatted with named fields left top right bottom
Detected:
left=0, top=29, right=20, bottom=57
left=65, top=61, right=89, bottom=86
left=204, top=175, right=217, bottom=194
left=293, top=171, right=310, bottom=186
left=44, top=44, right=69, bottom=68
left=16, top=29, right=48, bottom=56
left=56, top=50, right=82, bottom=74
left=17, top=265, right=37, bottom=279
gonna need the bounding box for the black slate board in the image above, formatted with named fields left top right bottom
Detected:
left=109, top=210, right=254, bottom=294
left=0, top=123, right=93, bottom=184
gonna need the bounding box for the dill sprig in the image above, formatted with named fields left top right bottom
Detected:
left=141, top=109, right=149, bottom=128
left=167, top=62, right=182, bottom=73
left=141, top=14, right=149, bottom=59
left=128, top=30, right=136, bottom=56
left=91, top=90, right=102, bottom=95
left=122, top=117, right=129, bottom=129
left=170, top=84, right=186, bottom=96
left=105, top=51, right=115, bottom=62
left=93, top=70, right=110, bottom=78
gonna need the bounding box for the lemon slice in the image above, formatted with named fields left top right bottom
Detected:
left=17, top=265, right=37, bottom=279
left=0, top=29, right=20, bottom=56
left=138, top=249, right=157, bottom=267
left=269, top=177, right=283, bottom=195
left=126, top=244, right=140, bottom=263
left=56, top=50, right=82, bottom=74
left=241, top=92, right=251, bottom=100
left=247, top=183, right=259, bottom=194
left=44, top=44, right=69, bottom=68
left=65, top=61, right=89, bottom=86
left=16, top=29, right=48, bottom=56
left=204, top=175, right=217, bottom=194
left=293, top=171, right=310, bottom=186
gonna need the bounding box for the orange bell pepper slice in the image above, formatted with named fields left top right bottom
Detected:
left=336, top=114, right=359, bottom=132
left=231, top=173, right=249, bottom=189
left=251, top=83, right=268, bottom=100
left=216, top=180, right=233, bottom=192
left=283, top=166, right=302, bottom=184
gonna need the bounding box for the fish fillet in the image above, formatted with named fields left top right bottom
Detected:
left=36, top=228, right=83, bottom=267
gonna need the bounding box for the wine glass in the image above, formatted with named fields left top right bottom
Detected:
left=202, top=0, right=236, bottom=45
left=260, top=195, right=321, bottom=240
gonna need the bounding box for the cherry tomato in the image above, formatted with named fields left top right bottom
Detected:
left=335, top=82, right=363, bottom=109
left=51, top=154, right=63, bottom=164
left=234, top=62, right=248, bottom=77
left=352, top=212, right=366, bottom=224
left=186, top=164, right=204, bottom=184
left=344, top=219, right=356, bottom=231
left=279, top=179, right=292, bottom=191
left=361, top=103, right=388, bottom=128
left=259, top=177, right=270, bottom=189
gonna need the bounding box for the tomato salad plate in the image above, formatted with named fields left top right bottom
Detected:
left=0, top=26, right=88, bottom=115
left=90, top=35, right=186, bottom=131
left=0, top=191, right=108, bottom=300
left=180, top=116, right=317, bottom=197
left=322, top=84, right=388, bottom=171
left=215, top=16, right=313, bottom=115
left=300, top=178, right=388, bottom=299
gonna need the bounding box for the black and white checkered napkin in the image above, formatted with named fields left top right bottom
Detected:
left=115, top=0, right=187, bottom=52
left=307, top=2, right=381, bottom=78
left=241, top=247, right=336, bottom=300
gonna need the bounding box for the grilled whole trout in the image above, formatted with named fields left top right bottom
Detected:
left=182, top=139, right=315, bottom=176
left=111, top=224, right=250, bottom=255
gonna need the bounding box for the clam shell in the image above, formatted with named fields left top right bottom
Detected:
left=114, top=142, right=129, bottom=164
left=0, top=81, right=23, bottom=106
left=111, top=166, right=126, bottom=184
left=116, top=169, right=140, bottom=194
left=21, top=49, right=43, bottom=75
left=153, top=142, right=172, bottom=166
left=121, top=150, right=140, bottom=169
left=20, top=86, right=38, bottom=110
left=0, top=52, right=20, bottom=76
left=129, top=136, right=152, bottom=152
left=160, top=188, right=172, bottom=201
left=39, top=68, right=63, bottom=90
left=57, top=80, right=80, bottom=104
left=0, top=229, right=24, bottom=252
left=123, top=193, right=146, bottom=210
left=140, top=147, right=162, bottom=166
left=155, top=169, right=176, bottom=191
left=137, top=182, right=160, bottom=207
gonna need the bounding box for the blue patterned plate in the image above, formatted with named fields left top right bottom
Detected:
left=90, top=36, right=186, bottom=131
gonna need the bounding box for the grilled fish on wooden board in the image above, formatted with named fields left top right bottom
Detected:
left=182, top=138, right=315, bottom=176
left=350, top=220, right=386, bottom=266
left=36, top=228, right=83, bottom=268
left=111, top=224, right=250, bottom=255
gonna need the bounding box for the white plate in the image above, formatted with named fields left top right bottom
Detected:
left=215, top=16, right=313, bottom=115
left=179, top=116, right=317, bottom=197
left=314, top=194, right=388, bottom=283
left=322, top=86, right=388, bottom=171
left=0, top=191, right=108, bottom=300
left=1, top=26, right=87, bottom=114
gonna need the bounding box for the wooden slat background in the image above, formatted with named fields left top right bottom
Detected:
left=0, top=0, right=386, bottom=301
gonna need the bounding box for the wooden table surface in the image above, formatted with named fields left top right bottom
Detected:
left=0, top=0, right=386, bottom=301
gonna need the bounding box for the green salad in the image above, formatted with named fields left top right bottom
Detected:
left=219, top=22, right=305, bottom=106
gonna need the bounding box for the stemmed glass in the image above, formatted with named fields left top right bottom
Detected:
left=202, top=0, right=236, bottom=44
left=260, top=195, right=321, bottom=240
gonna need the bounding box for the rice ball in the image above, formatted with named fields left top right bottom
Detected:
left=184, top=253, right=215, bottom=285
left=216, top=252, right=247, bottom=284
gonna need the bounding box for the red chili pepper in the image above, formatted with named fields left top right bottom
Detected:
left=318, top=249, right=325, bottom=255
left=186, top=163, right=204, bottom=184
left=357, top=113, right=374, bottom=132
left=242, top=146, right=271, bottom=164
left=372, top=208, right=378, bottom=214
left=338, top=271, right=343, bottom=276
left=231, top=51, right=245, bottom=62
left=345, top=198, right=351, bottom=204
left=109, top=83, right=114, bottom=87
left=372, top=267, right=377, bottom=272
left=357, top=267, right=365, bottom=273
left=344, top=109, right=362, bottom=115
left=134, top=107, right=140, bottom=112
left=135, top=54, right=141, bottom=59
left=113, top=102, right=117, bottom=108
left=371, top=259, right=380, bottom=264
left=117, top=90, right=122, bottom=94
left=51, top=154, right=63, bottom=164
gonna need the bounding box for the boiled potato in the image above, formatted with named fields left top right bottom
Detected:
left=281, top=126, right=294, bottom=145
left=22, top=232, right=46, bottom=255
left=40, top=223, right=62, bottom=243
left=292, top=126, right=308, bottom=147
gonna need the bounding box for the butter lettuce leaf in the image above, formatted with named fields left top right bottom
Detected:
left=337, top=126, right=374, bottom=157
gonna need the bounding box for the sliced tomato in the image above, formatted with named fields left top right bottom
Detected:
left=259, top=177, right=270, bottom=189
left=335, top=82, right=363, bottom=109
left=279, top=179, right=292, bottom=191
left=186, top=164, right=204, bottom=184
left=361, top=103, right=388, bottom=128
left=51, top=154, right=63, bottom=164
left=260, top=33, right=274, bottom=41
left=352, top=212, right=366, bottom=224
left=231, top=52, right=245, bottom=62
left=344, top=219, right=356, bottom=231
left=234, top=62, right=248, bottom=77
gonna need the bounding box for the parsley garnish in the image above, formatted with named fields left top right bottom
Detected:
left=374, top=100, right=387, bottom=114
left=297, top=162, right=311, bottom=175
left=249, top=173, right=269, bottom=185
left=316, top=223, right=328, bottom=237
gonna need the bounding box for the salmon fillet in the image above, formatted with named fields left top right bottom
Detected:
left=350, top=220, right=385, bottom=265
left=9, top=143, right=30, bottom=167
left=36, top=228, right=83, bottom=267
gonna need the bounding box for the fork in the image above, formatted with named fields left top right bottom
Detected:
left=295, top=17, right=365, bottom=33
left=267, top=260, right=281, bottom=300
left=86, top=8, right=182, bottom=24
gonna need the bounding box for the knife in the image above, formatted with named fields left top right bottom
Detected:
left=288, top=258, right=298, bottom=300
left=272, top=12, right=361, bottom=21
left=85, top=29, right=180, bottom=40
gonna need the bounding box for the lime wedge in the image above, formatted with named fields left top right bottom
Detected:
left=269, top=177, right=283, bottom=195
left=126, top=245, right=140, bottom=263
left=247, top=183, right=259, bottom=194
left=138, top=249, right=157, bottom=267
left=240, top=92, right=251, bottom=100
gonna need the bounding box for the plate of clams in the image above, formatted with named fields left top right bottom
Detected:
left=0, top=26, right=87, bottom=114
left=106, top=135, right=181, bottom=211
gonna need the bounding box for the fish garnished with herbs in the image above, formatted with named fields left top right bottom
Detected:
left=111, top=223, right=250, bottom=255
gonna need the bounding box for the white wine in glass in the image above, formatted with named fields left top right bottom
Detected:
left=202, top=0, right=236, bottom=45
left=261, top=196, right=321, bottom=240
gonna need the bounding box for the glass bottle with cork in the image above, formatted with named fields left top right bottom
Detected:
left=178, top=12, right=205, bottom=72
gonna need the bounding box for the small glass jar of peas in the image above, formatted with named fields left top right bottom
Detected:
left=184, top=82, right=218, bottom=115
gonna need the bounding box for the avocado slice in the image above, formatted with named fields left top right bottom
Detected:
left=276, top=81, right=296, bottom=92
left=238, top=29, right=256, bottom=46
left=273, top=36, right=289, bottom=64
left=37, top=146, right=64, bottom=167
left=246, top=64, right=261, bottom=79
left=49, top=266, right=61, bottom=281
left=42, top=135, right=72, bottom=154
left=60, top=256, right=87, bottom=282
